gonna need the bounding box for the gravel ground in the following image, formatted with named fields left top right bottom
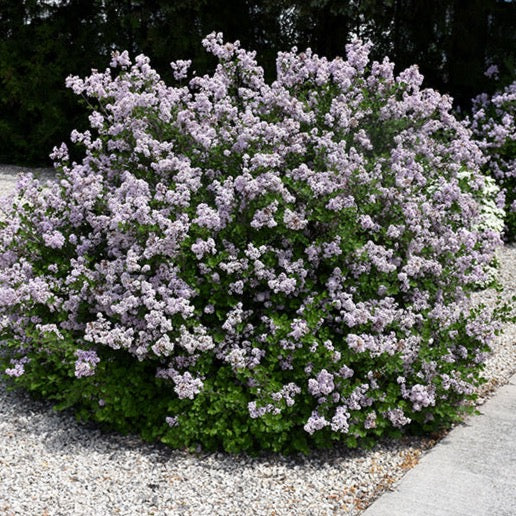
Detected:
left=0, top=164, right=514, bottom=516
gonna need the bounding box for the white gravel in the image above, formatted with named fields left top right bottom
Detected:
left=0, top=164, right=514, bottom=515
left=0, top=165, right=55, bottom=191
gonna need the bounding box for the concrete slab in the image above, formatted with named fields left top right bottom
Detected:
left=363, top=373, right=516, bottom=516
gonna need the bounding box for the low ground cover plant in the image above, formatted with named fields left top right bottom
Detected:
left=0, top=34, right=508, bottom=453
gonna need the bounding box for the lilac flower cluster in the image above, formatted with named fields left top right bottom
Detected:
left=74, top=349, right=100, bottom=378
left=469, top=77, right=515, bottom=238
left=5, top=357, right=30, bottom=378
left=0, top=33, right=505, bottom=444
left=471, top=80, right=515, bottom=181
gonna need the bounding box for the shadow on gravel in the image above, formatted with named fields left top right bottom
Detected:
left=0, top=378, right=436, bottom=474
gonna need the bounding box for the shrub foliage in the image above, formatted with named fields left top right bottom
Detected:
left=0, top=35, right=506, bottom=453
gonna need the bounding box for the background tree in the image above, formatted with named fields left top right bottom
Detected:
left=0, top=0, right=107, bottom=164
left=0, top=0, right=514, bottom=165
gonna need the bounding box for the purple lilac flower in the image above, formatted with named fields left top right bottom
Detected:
left=303, top=411, right=329, bottom=434
left=308, top=369, right=335, bottom=396
left=386, top=408, right=411, bottom=428
left=4, top=357, right=30, bottom=378
left=172, top=372, right=203, bottom=399
left=165, top=416, right=179, bottom=427
left=74, top=349, right=100, bottom=378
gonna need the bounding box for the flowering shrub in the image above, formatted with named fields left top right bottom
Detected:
left=0, top=34, right=506, bottom=453
left=470, top=75, right=516, bottom=240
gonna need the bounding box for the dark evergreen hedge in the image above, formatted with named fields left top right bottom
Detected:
left=1, top=0, right=514, bottom=166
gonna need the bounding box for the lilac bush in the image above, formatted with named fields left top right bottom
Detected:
left=470, top=75, right=516, bottom=240
left=0, top=34, right=507, bottom=453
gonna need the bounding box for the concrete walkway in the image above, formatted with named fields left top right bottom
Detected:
left=363, top=373, right=516, bottom=516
